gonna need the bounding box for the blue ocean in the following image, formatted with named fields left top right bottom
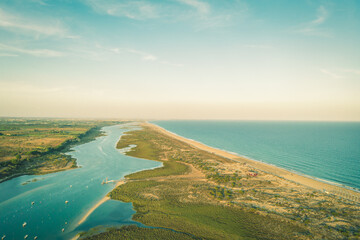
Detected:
left=153, top=121, right=360, bottom=191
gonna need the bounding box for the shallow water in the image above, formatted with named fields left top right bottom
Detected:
left=153, top=121, right=360, bottom=190
left=0, top=124, right=161, bottom=240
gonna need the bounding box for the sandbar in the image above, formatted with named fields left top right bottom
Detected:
left=77, top=180, right=126, bottom=226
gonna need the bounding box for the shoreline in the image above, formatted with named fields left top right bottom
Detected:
left=0, top=125, right=107, bottom=184
left=77, top=196, right=110, bottom=225
left=77, top=180, right=126, bottom=226
left=146, top=122, right=360, bottom=201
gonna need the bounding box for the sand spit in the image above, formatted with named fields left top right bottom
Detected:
left=77, top=180, right=126, bottom=226
left=77, top=196, right=110, bottom=226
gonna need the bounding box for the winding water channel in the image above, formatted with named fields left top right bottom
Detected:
left=0, top=124, right=161, bottom=240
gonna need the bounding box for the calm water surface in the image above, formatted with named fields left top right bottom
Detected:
left=0, top=124, right=161, bottom=240
left=154, top=121, right=360, bottom=190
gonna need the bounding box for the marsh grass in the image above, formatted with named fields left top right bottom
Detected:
left=127, top=161, right=189, bottom=180
left=81, top=225, right=199, bottom=240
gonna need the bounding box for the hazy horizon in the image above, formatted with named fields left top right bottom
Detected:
left=1, top=0, right=359, bottom=121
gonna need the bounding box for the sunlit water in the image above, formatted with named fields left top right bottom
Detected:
left=154, top=121, right=360, bottom=190
left=0, top=124, right=161, bottom=240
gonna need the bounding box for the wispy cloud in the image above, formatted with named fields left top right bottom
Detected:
left=96, top=44, right=182, bottom=66
left=29, top=0, right=48, bottom=6
left=125, top=48, right=183, bottom=66
left=311, top=6, right=328, bottom=25
left=320, top=68, right=360, bottom=79
left=84, top=0, right=158, bottom=20
left=294, top=6, right=331, bottom=37
left=95, top=45, right=156, bottom=61
left=84, top=0, right=247, bottom=31
left=0, top=43, right=64, bottom=57
left=190, top=1, right=248, bottom=31
left=126, top=49, right=158, bottom=61
left=177, top=0, right=210, bottom=16
left=340, top=69, right=360, bottom=76
left=0, top=8, right=68, bottom=37
left=320, top=69, right=343, bottom=79
left=0, top=52, right=17, bottom=57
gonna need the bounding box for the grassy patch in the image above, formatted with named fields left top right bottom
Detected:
left=127, top=161, right=189, bottom=180
left=117, top=130, right=161, bottom=160
left=81, top=225, right=198, bottom=240
left=110, top=179, right=307, bottom=240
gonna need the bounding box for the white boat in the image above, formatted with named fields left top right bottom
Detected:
left=24, top=235, right=28, bottom=239
left=22, top=222, right=27, bottom=227
left=2, top=235, right=6, bottom=240
left=34, top=237, right=38, bottom=240
left=65, top=200, right=69, bottom=204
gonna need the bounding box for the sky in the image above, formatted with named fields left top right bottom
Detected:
left=0, top=0, right=359, bottom=121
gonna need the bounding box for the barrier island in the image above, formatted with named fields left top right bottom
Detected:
left=83, top=122, right=359, bottom=239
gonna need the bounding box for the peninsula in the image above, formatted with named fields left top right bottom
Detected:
left=83, top=122, right=360, bottom=239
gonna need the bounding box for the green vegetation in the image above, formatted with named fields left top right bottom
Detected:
left=86, top=124, right=360, bottom=239
left=83, top=125, right=317, bottom=240
left=126, top=161, right=189, bottom=180
left=109, top=179, right=306, bottom=240
left=206, top=172, right=242, bottom=185
left=80, top=225, right=199, bottom=240
left=117, top=129, right=161, bottom=160
left=0, top=118, right=122, bottom=182
left=209, top=186, right=233, bottom=200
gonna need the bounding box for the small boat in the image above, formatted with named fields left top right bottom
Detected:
left=31, top=202, right=35, bottom=205
left=22, top=222, right=27, bottom=227
left=65, top=201, right=69, bottom=204
left=65, top=221, right=67, bottom=225
left=62, top=228, right=65, bottom=232
left=24, top=235, right=28, bottom=239
left=2, top=235, right=6, bottom=240
left=70, top=185, right=72, bottom=188
left=34, top=237, right=38, bottom=240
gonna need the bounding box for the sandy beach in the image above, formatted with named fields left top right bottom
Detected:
left=77, top=196, right=110, bottom=225
left=146, top=122, right=360, bottom=201
left=77, top=180, right=126, bottom=226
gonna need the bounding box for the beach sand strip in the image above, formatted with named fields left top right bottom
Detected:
left=145, top=122, right=360, bottom=201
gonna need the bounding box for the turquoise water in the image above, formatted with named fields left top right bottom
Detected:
left=0, top=124, right=161, bottom=240
left=153, top=121, right=360, bottom=190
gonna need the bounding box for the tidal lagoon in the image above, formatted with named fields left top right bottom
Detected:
left=0, top=124, right=161, bottom=240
